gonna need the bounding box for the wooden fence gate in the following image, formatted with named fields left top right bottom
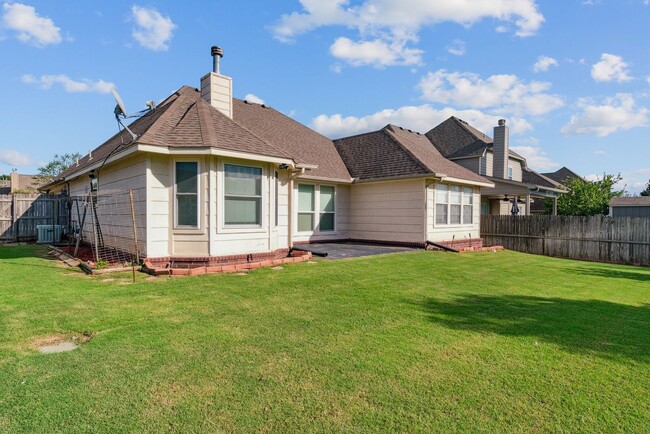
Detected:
left=481, top=215, right=650, bottom=266
left=0, top=194, right=68, bottom=242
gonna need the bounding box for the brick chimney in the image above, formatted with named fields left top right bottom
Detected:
left=200, top=46, right=233, bottom=119
left=493, top=119, right=509, bottom=179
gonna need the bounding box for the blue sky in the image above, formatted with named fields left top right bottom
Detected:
left=1, top=0, right=649, bottom=192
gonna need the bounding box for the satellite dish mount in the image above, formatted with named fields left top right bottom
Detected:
left=110, top=87, right=155, bottom=142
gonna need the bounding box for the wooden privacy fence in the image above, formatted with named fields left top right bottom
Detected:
left=481, top=215, right=650, bottom=266
left=0, top=194, right=68, bottom=242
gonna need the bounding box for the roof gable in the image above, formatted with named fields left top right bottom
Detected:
left=335, top=124, right=490, bottom=184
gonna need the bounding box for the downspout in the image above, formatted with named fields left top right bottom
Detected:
left=287, top=167, right=306, bottom=249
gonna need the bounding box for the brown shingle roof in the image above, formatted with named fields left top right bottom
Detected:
left=55, top=86, right=296, bottom=182
left=54, top=86, right=351, bottom=184
left=425, top=116, right=525, bottom=160
left=232, top=99, right=351, bottom=181
left=609, top=197, right=650, bottom=206
left=542, top=166, right=581, bottom=184
left=334, top=125, right=491, bottom=184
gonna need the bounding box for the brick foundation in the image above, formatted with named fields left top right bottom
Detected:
left=142, top=248, right=312, bottom=276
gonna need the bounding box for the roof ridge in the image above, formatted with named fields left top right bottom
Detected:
left=383, top=128, right=432, bottom=175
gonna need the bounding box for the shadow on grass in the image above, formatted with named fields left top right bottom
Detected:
left=415, top=295, right=650, bottom=363
left=567, top=266, right=650, bottom=282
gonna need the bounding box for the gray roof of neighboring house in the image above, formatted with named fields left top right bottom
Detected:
left=542, top=166, right=581, bottom=184
left=425, top=116, right=525, bottom=160
left=53, top=86, right=351, bottom=184
left=609, top=197, right=650, bottom=206
left=522, top=169, right=563, bottom=189
left=334, top=124, right=490, bottom=184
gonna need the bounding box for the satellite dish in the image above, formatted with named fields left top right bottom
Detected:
left=111, top=87, right=129, bottom=118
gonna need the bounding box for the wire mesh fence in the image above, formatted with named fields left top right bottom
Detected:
left=69, top=190, right=146, bottom=267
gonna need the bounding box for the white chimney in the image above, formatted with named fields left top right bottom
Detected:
left=493, top=119, right=509, bottom=179
left=200, top=46, right=233, bottom=119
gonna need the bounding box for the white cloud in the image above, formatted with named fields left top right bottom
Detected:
left=591, top=53, right=632, bottom=82
left=533, top=55, right=558, bottom=73
left=620, top=168, right=650, bottom=194
left=310, top=104, right=532, bottom=139
left=446, top=39, right=466, bottom=56
left=0, top=149, right=33, bottom=166
left=1, top=2, right=61, bottom=47
left=22, top=74, right=114, bottom=93
left=272, top=0, right=544, bottom=66
left=329, top=37, right=423, bottom=67
left=131, top=5, right=176, bottom=51
left=561, top=93, right=648, bottom=137
left=243, top=93, right=265, bottom=105
left=594, top=150, right=606, bottom=155
left=510, top=145, right=558, bottom=171
left=646, top=76, right=650, bottom=85
left=418, top=69, right=564, bottom=116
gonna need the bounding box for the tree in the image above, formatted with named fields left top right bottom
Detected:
left=640, top=180, right=650, bottom=197
left=36, top=153, right=82, bottom=183
left=550, top=174, right=624, bottom=216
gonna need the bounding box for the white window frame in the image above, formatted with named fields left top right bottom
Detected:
left=223, top=162, right=264, bottom=229
left=173, top=160, right=200, bottom=230
left=296, top=183, right=336, bottom=233
left=434, top=184, right=475, bottom=227
left=508, top=166, right=513, bottom=180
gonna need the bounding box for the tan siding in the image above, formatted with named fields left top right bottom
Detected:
left=349, top=179, right=425, bottom=244
left=147, top=154, right=170, bottom=257
left=508, top=158, right=523, bottom=182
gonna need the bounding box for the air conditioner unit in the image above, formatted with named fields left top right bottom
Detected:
left=37, top=225, right=63, bottom=244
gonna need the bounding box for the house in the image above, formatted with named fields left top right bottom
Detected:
left=0, top=172, right=43, bottom=194
left=609, top=197, right=650, bottom=218
left=425, top=117, right=566, bottom=215
left=42, top=47, right=493, bottom=265
left=529, top=166, right=582, bottom=214
left=334, top=125, right=493, bottom=246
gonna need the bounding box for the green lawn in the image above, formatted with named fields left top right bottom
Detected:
left=1, top=245, right=649, bottom=433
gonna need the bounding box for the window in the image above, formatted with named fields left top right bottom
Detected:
left=450, top=186, right=462, bottom=224
left=508, top=167, right=513, bottom=180
left=297, top=184, right=336, bottom=232
left=298, top=184, right=314, bottom=231
left=224, top=164, right=262, bottom=226
left=175, top=162, right=199, bottom=228
left=463, top=187, right=473, bottom=224
left=319, top=185, right=335, bottom=231
left=435, top=184, right=448, bottom=225
left=435, top=184, right=474, bottom=226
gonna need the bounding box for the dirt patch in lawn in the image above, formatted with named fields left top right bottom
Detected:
left=29, top=332, right=95, bottom=353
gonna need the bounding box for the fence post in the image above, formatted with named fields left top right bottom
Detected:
left=12, top=194, right=17, bottom=242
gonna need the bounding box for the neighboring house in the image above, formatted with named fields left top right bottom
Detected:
left=609, top=197, right=650, bottom=218
left=529, top=166, right=583, bottom=214
left=425, top=117, right=566, bottom=215
left=42, top=48, right=493, bottom=262
left=0, top=172, right=43, bottom=194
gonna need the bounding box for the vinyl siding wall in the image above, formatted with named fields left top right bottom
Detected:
left=68, top=154, right=148, bottom=255
left=508, top=157, right=523, bottom=182
left=348, top=179, right=425, bottom=244
left=454, top=157, right=480, bottom=174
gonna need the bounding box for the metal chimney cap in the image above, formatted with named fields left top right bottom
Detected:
left=211, top=46, right=224, bottom=58
left=498, top=119, right=506, bottom=126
